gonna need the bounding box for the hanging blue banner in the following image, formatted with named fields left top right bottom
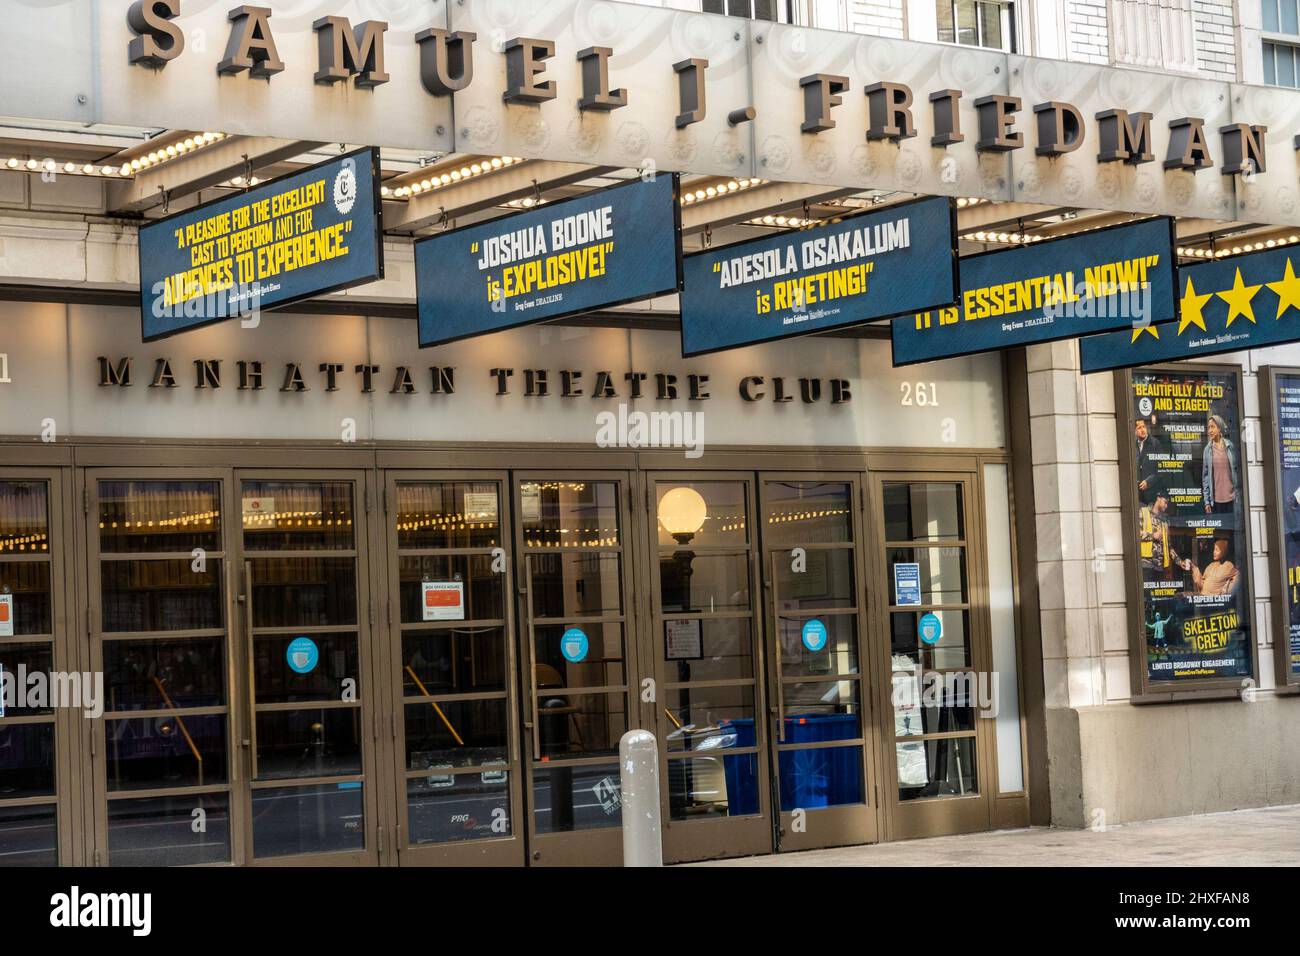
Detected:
left=416, top=175, right=682, bottom=348
left=891, top=216, right=1177, bottom=367
left=1080, top=246, right=1300, bottom=373
left=138, top=148, right=383, bottom=342
left=680, top=195, right=956, bottom=357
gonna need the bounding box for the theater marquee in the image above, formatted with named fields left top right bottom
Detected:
left=2, top=0, right=1297, bottom=225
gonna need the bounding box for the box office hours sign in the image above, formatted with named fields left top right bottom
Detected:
left=1124, top=366, right=1256, bottom=696
left=1261, top=367, right=1300, bottom=688
left=138, top=148, right=384, bottom=341
left=1080, top=246, right=1300, bottom=373
left=679, top=196, right=957, bottom=357
left=416, top=175, right=682, bottom=348
left=891, top=217, right=1177, bottom=366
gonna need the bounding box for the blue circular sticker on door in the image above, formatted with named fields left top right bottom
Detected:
left=801, top=619, right=828, bottom=652
left=918, top=612, right=943, bottom=646
left=561, top=627, right=589, bottom=663
left=286, top=636, right=319, bottom=674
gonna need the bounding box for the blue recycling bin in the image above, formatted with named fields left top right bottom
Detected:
left=779, top=714, right=862, bottom=811
left=720, top=714, right=862, bottom=815
left=718, top=718, right=761, bottom=816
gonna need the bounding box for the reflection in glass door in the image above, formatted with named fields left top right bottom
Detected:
left=0, top=474, right=69, bottom=866
left=516, top=476, right=633, bottom=866
left=89, top=475, right=233, bottom=865
left=649, top=476, right=770, bottom=863
left=760, top=476, right=876, bottom=852
left=239, top=475, right=378, bottom=864
left=876, top=477, right=991, bottom=839
left=384, top=475, right=522, bottom=865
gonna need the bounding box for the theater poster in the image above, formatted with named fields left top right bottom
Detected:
left=1261, top=366, right=1300, bottom=688
left=1125, top=366, right=1255, bottom=693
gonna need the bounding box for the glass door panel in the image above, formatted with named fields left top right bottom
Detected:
left=238, top=475, right=377, bottom=864
left=0, top=475, right=68, bottom=866
left=650, top=476, right=771, bottom=863
left=90, top=476, right=234, bottom=866
left=517, top=476, right=633, bottom=866
left=875, top=475, right=992, bottom=839
left=385, top=475, right=523, bottom=866
left=761, top=476, right=876, bottom=853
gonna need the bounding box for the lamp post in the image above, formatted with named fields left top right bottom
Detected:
left=657, top=486, right=708, bottom=612
left=655, top=486, right=708, bottom=819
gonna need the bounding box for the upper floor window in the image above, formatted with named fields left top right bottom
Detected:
left=1263, top=1, right=1300, bottom=86
left=937, top=0, right=1015, bottom=52
left=702, top=0, right=793, bottom=21
left=1263, top=0, right=1300, bottom=34
left=1264, top=41, right=1300, bottom=86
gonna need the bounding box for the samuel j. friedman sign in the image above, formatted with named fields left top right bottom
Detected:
left=1, top=0, right=1296, bottom=225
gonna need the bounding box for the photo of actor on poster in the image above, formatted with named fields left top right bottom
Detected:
left=1202, top=414, right=1241, bottom=516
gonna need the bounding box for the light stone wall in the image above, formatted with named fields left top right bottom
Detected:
left=1193, top=0, right=1241, bottom=78
left=851, top=0, right=907, bottom=36
left=1028, top=340, right=1300, bottom=826
left=1069, top=1, right=1113, bottom=63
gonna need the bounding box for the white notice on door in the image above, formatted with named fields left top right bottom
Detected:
left=464, top=491, right=499, bottom=523
left=422, top=581, right=465, bottom=621
left=665, top=618, right=702, bottom=660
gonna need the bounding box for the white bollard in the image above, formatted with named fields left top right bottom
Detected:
left=619, top=729, right=663, bottom=867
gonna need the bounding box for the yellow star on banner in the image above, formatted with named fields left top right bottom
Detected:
left=1132, top=323, right=1159, bottom=342
left=1178, top=275, right=1213, bottom=335
left=1217, top=267, right=1262, bottom=327
left=1268, top=258, right=1300, bottom=320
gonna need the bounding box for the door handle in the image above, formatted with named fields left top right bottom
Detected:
left=243, top=559, right=259, bottom=780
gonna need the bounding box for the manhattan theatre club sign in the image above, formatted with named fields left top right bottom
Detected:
left=95, top=352, right=855, bottom=406
left=123, top=1, right=1275, bottom=178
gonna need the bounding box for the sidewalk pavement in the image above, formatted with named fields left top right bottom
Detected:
left=690, top=804, right=1300, bottom=866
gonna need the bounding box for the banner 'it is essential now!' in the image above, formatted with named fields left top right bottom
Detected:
left=891, top=216, right=1177, bottom=366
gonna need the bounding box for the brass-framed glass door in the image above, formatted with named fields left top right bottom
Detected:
left=646, top=473, right=771, bottom=863
left=236, top=470, right=381, bottom=865
left=0, top=469, right=76, bottom=866
left=514, top=473, right=636, bottom=866
left=759, top=473, right=878, bottom=852
left=382, top=471, right=524, bottom=866
left=86, top=469, right=238, bottom=865
left=871, top=472, right=994, bottom=840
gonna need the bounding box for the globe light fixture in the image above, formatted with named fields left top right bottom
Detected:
left=658, top=486, right=707, bottom=544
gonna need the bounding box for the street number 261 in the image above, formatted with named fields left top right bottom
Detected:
left=900, top=382, right=938, bottom=407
